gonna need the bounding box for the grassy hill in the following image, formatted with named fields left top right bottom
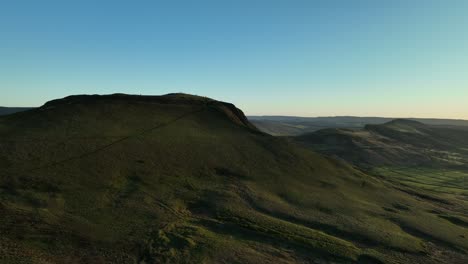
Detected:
left=294, top=119, right=468, bottom=209
left=0, top=95, right=467, bottom=263
left=249, top=116, right=468, bottom=136
left=295, top=119, right=468, bottom=168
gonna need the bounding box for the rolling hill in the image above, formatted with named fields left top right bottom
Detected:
left=249, top=116, right=468, bottom=136
left=0, top=94, right=467, bottom=263
left=294, top=119, right=468, bottom=203
left=294, top=119, right=468, bottom=168
left=0, top=107, right=33, bottom=116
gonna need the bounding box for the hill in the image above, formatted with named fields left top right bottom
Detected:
left=1, top=95, right=467, bottom=263
left=249, top=116, right=468, bottom=136
left=295, top=119, right=468, bottom=168
left=294, top=119, right=468, bottom=199
left=0, top=107, right=33, bottom=116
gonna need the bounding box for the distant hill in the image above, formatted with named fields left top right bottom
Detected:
left=1, top=95, right=467, bottom=263
left=249, top=116, right=468, bottom=136
left=293, top=119, right=468, bottom=202
left=294, top=119, right=468, bottom=168
left=0, top=107, right=33, bottom=116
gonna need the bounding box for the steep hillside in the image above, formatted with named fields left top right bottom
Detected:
left=1, top=95, right=467, bottom=264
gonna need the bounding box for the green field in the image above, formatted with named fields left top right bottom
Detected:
left=373, top=167, right=468, bottom=196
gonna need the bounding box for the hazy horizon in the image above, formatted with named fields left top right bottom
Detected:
left=2, top=93, right=468, bottom=121
left=1, top=1, right=467, bottom=119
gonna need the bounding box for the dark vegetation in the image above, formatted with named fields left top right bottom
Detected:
left=0, top=94, right=467, bottom=263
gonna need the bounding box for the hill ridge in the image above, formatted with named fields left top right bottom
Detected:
left=36, top=93, right=258, bottom=132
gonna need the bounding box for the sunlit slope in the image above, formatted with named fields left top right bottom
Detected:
left=0, top=95, right=466, bottom=263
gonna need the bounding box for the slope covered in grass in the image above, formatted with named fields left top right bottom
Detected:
left=0, top=94, right=467, bottom=263
left=295, top=119, right=468, bottom=168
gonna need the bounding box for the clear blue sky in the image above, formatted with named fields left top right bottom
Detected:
left=1, top=0, right=467, bottom=118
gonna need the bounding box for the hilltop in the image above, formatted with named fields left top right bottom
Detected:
left=0, top=94, right=467, bottom=263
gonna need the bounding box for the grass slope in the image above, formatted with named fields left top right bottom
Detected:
left=295, top=119, right=468, bottom=169
left=0, top=95, right=467, bottom=263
